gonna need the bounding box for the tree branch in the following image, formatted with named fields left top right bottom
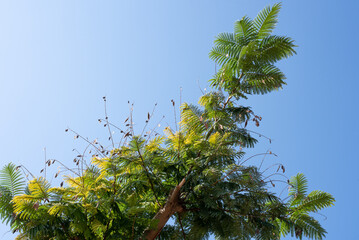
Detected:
left=143, top=167, right=192, bottom=240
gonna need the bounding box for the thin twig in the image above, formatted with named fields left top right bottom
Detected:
left=259, top=149, right=270, bottom=170
left=67, top=128, right=106, bottom=158
left=245, top=129, right=272, bottom=143
left=98, top=119, right=125, bottom=133
left=212, top=153, right=274, bottom=187
left=103, top=97, right=115, bottom=148
left=172, top=100, right=177, bottom=132
left=179, top=87, right=183, bottom=124
left=18, top=165, right=35, bottom=179
left=145, top=115, right=165, bottom=143
left=132, top=214, right=137, bottom=240
left=44, top=147, right=47, bottom=180
left=197, top=79, right=205, bottom=95
left=177, top=213, right=186, bottom=239
left=141, top=103, right=157, bottom=137
left=239, top=152, right=275, bottom=166
left=49, top=159, right=81, bottom=177
left=80, top=142, right=92, bottom=175
left=262, top=163, right=283, bottom=174
left=129, top=102, right=135, bottom=136
left=263, top=172, right=289, bottom=181
left=279, top=184, right=289, bottom=198
left=265, top=179, right=291, bottom=186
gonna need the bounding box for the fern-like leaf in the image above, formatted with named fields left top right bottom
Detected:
left=289, top=173, right=308, bottom=200
left=253, top=3, right=281, bottom=39
left=234, top=16, right=256, bottom=40
left=290, top=213, right=326, bottom=240
left=0, top=163, right=25, bottom=196
left=297, top=191, right=335, bottom=213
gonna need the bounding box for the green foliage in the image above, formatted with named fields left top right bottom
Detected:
left=0, top=163, right=25, bottom=227
left=0, top=163, right=25, bottom=196
left=0, top=4, right=334, bottom=240
left=209, top=3, right=296, bottom=97
left=280, top=174, right=335, bottom=240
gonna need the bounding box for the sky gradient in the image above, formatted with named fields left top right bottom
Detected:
left=0, top=1, right=357, bottom=239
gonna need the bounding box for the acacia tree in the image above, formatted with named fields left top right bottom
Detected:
left=0, top=4, right=334, bottom=240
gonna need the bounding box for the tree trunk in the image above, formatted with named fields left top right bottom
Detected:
left=143, top=178, right=186, bottom=240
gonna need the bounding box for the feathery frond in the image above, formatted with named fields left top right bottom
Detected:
left=253, top=3, right=281, bottom=39
left=289, top=173, right=308, bottom=201
left=0, top=163, right=25, bottom=196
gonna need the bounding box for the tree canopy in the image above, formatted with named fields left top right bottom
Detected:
left=0, top=3, right=334, bottom=240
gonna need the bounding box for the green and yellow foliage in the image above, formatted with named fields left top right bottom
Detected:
left=0, top=4, right=334, bottom=240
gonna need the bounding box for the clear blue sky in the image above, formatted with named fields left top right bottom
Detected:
left=0, top=0, right=357, bottom=239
